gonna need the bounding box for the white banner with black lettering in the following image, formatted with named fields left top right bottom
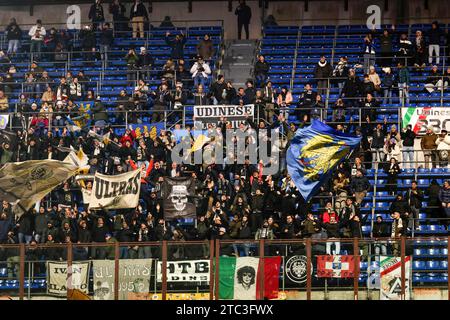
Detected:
left=93, top=259, right=153, bottom=300
left=89, top=170, right=141, bottom=209
left=46, top=261, right=90, bottom=297
left=157, top=260, right=210, bottom=282
left=194, top=104, right=254, bottom=129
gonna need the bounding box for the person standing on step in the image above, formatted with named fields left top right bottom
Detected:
left=130, top=0, right=148, bottom=39
left=404, top=181, right=423, bottom=231
left=314, top=56, right=333, bottom=96
left=88, top=0, right=105, bottom=31
left=235, top=0, right=251, bottom=40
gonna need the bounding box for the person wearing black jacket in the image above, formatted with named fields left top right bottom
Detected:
left=100, top=23, right=113, bottom=67
left=372, top=216, right=390, bottom=255
left=254, top=55, right=270, bottom=88
left=88, top=0, right=105, bottom=30
left=130, top=0, right=149, bottom=39
left=165, top=31, right=187, bottom=60
left=109, top=0, right=127, bottom=32
left=209, top=75, right=227, bottom=104
left=385, top=158, right=400, bottom=195
left=371, top=123, right=387, bottom=167
left=6, top=18, right=21, bottom=55
left=389, top=194, right=411, bottom=230
left=321, top=215, right=345, bottom=255
left=341, top=69, right=362, bottom=111
left=151, top=83, right=173, bottom=122
left=235, top=0, right=252, bottom=40
left=428, top=21, right=444, bottom=66
left=91, top=217, right=110, bottom=259
left=137, top=47, right=154, bottom=80
left=401, top=124, right=416, bottom=169
left=314, top=56, right=333, bottom=96
left=404, top=181, right=423, bottom=230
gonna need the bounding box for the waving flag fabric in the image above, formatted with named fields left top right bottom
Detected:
left=286, top=120, right=361, bottom=202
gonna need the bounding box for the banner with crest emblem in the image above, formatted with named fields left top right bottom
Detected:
left=0, top=160, right=79, bottom=216
left=286, top=120, right=361, bottom=202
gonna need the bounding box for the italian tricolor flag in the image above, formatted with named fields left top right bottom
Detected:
left=218, top=256, right=281, bottom=300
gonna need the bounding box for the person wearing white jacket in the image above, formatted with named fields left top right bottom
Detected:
left=436, top=130, right=450, bottom=168
left=28, top=19, right=46, bottom=60
left=190, top=57, right=211, bottom=88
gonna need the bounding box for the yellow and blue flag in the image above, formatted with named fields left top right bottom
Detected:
left=287, top=120, right=361, bottom=202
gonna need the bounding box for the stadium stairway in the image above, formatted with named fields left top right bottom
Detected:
left=221, top=39, right=258, bottom=87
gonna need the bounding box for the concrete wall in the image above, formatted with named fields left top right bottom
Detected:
left=0, top=1, right=448, bottom=39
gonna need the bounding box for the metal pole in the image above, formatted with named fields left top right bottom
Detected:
left=400, top=236, right=406, bottom=300
left=162, top=240, right=168, bottom=300
left=19, top=244, right=25, bottom=300
left=353, top=238, right=359, bottom=300
left=258, top=239, right=265, bottom=300
left=447, top=235, right=450, bottom=300
left=114, top=242, right=119, bottom=300
left=215, top=240, right=220, bottom=300
left=66, top=242, right=73, bottom=300
left=209, top=239, right=214, bottom=300
left=306, top=238, right=312, bottom=300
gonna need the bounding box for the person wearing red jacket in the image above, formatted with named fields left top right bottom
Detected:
left=321, top=202, right=339, bottom=224
left=119, top=128, right=136, bottom=147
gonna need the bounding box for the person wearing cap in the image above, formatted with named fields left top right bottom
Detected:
left=436, top=129, right=450, bottom=168
left=424, top=65, right=443, bottom=93
left=381, top=67, right=395, bottom=105
left=421, top=126, right=438, bottom=169
left=137, top=46, right=154, bottom=80
left=190, top=56, right=211, bottom=88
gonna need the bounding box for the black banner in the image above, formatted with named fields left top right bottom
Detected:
left=162, top=177, right=196, bottom=220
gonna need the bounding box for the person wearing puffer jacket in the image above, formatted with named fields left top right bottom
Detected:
left=314, top=56, right=333, bottom=96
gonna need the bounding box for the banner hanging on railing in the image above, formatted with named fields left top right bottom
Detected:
left=162, top=176, right=196, bottom=220
left=88, top=169, right=141, bottom=209
left=156, top=260, right=210, bottom=283
left=193, top=104, right=254, bottom=129
left=316, top=255, right=359, bottom=278
left=46, top=261, right=90, bottom=297
left=92, top=259, right=153, bottom=300
left=380, top=256, right=411, bottom=300
left=401, top=106, right=450, bottom=134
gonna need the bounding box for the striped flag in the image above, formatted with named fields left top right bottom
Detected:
left=219, top=256, right=281, bottom=300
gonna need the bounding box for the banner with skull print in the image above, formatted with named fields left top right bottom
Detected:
left=162, top=177, right=196, bottom=220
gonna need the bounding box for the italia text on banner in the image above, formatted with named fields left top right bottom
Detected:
left=162, top=176, right=196, bottom=220
left=316, top=255, right=359, bottom=278
left=287, top=120, right=361, bottom=202
left=156, top=260, right=210, bottom=282
left=194, top=104, right=254, bottom=129
left=219, top=256, right=281, bottom=300
left=92, top=259, right=152, bottom=300
left=46, top=261, right=90, bottom=297
left=0, top=160, right=79, bottom=216
left=380, top=256, right=411, bottom=300
left=89, top=169, right=141, bottom=209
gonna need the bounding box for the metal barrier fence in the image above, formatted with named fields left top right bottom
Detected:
left=0, top=237, right=448, bottom=300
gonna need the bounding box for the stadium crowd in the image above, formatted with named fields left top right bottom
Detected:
left=0, top=3, right=450, bottom=269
